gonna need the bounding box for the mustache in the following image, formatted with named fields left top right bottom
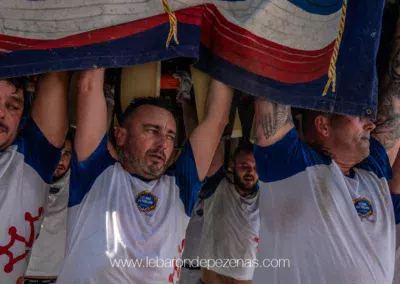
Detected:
left=243, top=174, right=255, bottom=181
left=0, top=122, right=9, bottom=133
left=56, top=165, right=66, bottom=171
left=146, top=149, right=166, bottom=162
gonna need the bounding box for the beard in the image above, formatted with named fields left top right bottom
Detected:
left=121, top=149, right=167, bottom=180
left=233, top=171, right=258, bottom=194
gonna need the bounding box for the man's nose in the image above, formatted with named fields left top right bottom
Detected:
left=0, top=105, right=5, bottom=119
left=365, top=119, right=376, bottom=132
left=155, top=134, right=167, bottom=149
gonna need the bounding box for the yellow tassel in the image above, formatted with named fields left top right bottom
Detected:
left=322, top=0, right=347, bottom=96
left=162, top=0, right=179, bottom=48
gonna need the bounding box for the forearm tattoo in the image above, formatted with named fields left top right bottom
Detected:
left=259, top=101, right=293, bottom=140
left=374, top=20, right=400, bottom=150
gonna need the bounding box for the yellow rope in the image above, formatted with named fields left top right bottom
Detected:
left=322, top=0, right=347, bottom=96
left=162, top=0, right=179, bottom=48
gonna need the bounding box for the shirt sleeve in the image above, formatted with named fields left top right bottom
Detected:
left=200, top=166, right=225, bottom=200
left=15, top=117, right=62, bottom=184
left=392, top=194, right=400, bottom=225
left=69, top=134, right=116, bottom=207
left=169, top=140, right=204, bottom=217
left=356, top=137, right=392, bottom=181
left=254, top=128, right=330, bottom=183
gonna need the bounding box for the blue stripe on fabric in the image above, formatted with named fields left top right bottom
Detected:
left=193, top=45, right=376, bottom=120
left=69, top=135, right=116, bottom=207
left=286, top=0, right=342, bottom=15
left=15, top=117, right=62, bottom=184
left=0, top=0, right=383, bottom=120
left=193, top=0, right=383, bottom=120
left=392, top=193, right=400, bottom=225
left=254, top=128, right=331, bottom=183
left=0, top=22, right=200, bottom=79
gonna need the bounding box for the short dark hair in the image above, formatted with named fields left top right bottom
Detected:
left=302, top=110, right=340, bottom=137
left=3, top=77, right=26, bottom=93
left=233, top=144, right=254, bottom=161
left=122, top=96, right=174, bottom=126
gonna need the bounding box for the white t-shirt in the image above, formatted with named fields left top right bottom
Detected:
left=0, top=118, right=61, bottom=284
left=253, top=128, right=400, bottom=284
left=182, top=200, right=205, bottom=267
left=57, top=136, right=203, bottom=284
left=181, top=167, right=224, bottom=268
left=180, top=168, right=223, bottom=284
left=200, top=178, right=259, bottom=281
left=394, top=224, right=400, bottom=284
left=26, top=170, right=70, bottom=277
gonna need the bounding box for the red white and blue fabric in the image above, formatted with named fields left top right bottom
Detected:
left=0, top=0, right=384, bottom=118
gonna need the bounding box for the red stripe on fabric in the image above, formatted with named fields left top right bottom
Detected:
left=200, top=4, right=333, bottom=83
left=0, top=35, right=47, bottom=47
left=203, top=4, right=335, bottom=58
left=0, top=6, right=204, bottom=51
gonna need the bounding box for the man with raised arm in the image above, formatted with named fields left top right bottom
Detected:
left=252, top=19, right=400, bottom=283
left=57, top=68, right=233, bottom=283
left=199, top=143, right=259, bottom=284
left=0, top=73, right=68, bottom=284
left=25, top=130, right=73, bottom=280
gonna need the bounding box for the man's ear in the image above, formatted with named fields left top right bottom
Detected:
left=314, top=115, right=330, bottom=138
left=114, top=126, right=128, bottom=148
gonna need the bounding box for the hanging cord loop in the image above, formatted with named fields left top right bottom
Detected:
left=162, top=0, right=179, bottom=48
left=322, top=0, right=348, bottom=96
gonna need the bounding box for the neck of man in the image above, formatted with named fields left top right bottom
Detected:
left=308, top=141, right=355, bottom=176
left=120, top=156, right=160, bottom=181
left=234, top=184, right=256, bottom=197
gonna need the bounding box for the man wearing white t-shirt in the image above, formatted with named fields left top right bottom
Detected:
left=57, top=68, right=233, bottom=283
left=180, top=166, right=224, bottom=284
left=199, top=145, right=259, bottom=284
left=0, top=73, right=69, bottom=284
left=252, top=42, right=400, bottom=283
left=25, top=132, right=73, bottom=280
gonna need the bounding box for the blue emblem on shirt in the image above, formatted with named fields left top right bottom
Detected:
left=353, top=197, right=373, bottom=218
left=135, top=190, right=158, bottom=213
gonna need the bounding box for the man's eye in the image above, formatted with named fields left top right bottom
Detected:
left=147, top=129, right=156, bottom=134
left=7, top=105, right=19, bottom=111
left=167, top=135, right=175, bottom=141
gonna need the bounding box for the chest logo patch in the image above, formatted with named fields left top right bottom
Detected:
left=353, top=196, right=373, bottom=218
left=135, top=190, right=158, bottom=213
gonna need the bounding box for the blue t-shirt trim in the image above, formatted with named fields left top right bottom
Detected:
left=168, top=140, right=204, bottom=217
left=15, top=117, right=62, bottom=184
left=200, top=166, right=225, bottom=200
left=69, top=134, right=116, bottom=207
left=355, top=137, right=392, bottom=181
left=254, top=128, right=331, bottom=183
left=392, top=193, right=400, bottom=225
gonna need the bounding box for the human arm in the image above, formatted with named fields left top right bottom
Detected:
left=254, top=98, right=294, bottom=147
left=206, top=140, right=225, bottom=177
left=372, top=17, right=400, bottom=151
left=31, top=72, right=69, bottom=148
left=74, top=68, right=107, bottom=162
left=389, top=148, right=400, bottom=224
left=188, top=79, right=233, bottom=181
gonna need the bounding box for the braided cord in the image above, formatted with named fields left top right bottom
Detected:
left=322, top=0, right=348, bottom=96
left=162, top=0, right=179, bottom=47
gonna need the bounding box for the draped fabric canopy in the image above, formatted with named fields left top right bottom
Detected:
left=0, top=0, right=384, bottom=118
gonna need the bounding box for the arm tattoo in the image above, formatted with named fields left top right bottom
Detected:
left=260, top=102, right=293, bottom=140
left=374, top=21, right=400, bottom=150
